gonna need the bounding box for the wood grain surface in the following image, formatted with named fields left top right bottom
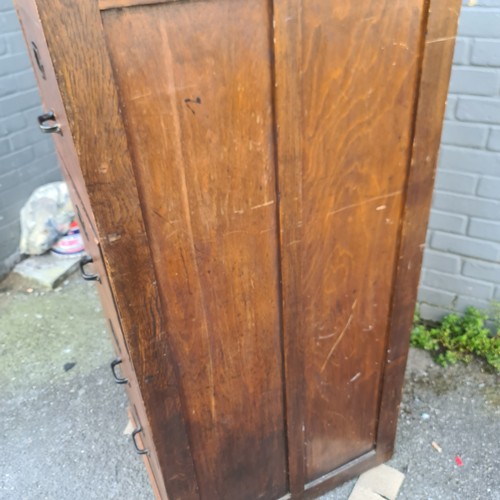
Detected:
left=18, top=0, right=460, bottom=497
left=291, top=0, right=425, bottom=481
left=102, top=1, right=287, bottom=499
left=377, top=0, right=462, bottom=458
left=27, top=0, right=199, bottom=497
left=273, top=0, right=305, bottom=495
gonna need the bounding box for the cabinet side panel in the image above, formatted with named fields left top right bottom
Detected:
left=298, top=0, right=424, bottom=480
left=102, top=2, right=288, bottom=499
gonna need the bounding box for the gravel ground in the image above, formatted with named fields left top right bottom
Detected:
left=0, top=272, right=498, bottom=500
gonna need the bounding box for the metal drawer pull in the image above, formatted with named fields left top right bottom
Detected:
left=31, top=42, right=46, bottom=79
left=79, top=255, right=100, bottom=282
left=131, top=426, right=149, bottom=455
left=110, top=358, right=128, bottom=384
left=38, top=110, right=61, bottom=134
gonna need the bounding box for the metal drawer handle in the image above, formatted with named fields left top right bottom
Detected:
left=79, top=255, right=100, bottom=282
left=110, top=358, right=128, bottom=385
left=38, top=110, right=61, bottom=134
left=31, top=41, right=46, bottom=80
left=131, top=426, right=149, bottom=455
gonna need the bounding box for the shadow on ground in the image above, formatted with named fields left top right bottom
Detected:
left=0, top=273, right=498, bottom=499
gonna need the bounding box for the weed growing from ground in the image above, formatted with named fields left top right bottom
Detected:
left=411, top=306, right=500, bottom=371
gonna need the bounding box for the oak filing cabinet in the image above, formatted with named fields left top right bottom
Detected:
left=15, top=0, right=459, bottom=498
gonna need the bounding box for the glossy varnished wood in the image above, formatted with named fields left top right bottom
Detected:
left=273, top=0, right=305, bottom=496
left=101, top=1, right=287, bottom=499
left=295, top=0, right=424, bottom=481
left=377, top=0, right=462, bottom=457
left=15, top=0, right=460, bottom=497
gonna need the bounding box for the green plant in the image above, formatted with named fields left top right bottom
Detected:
left=491, top=300, right=500, bottom=331
left=411, top=306, right=500, bottom=371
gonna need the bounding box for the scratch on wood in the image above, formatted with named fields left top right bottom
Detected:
left=318, top=332, right=336, bottom=340
left=393, top=42, right=409, bottom=50
left=179, top=250, right=192, bottom=296
left=107, top=232, right=121, bottom=243
left=320, top=299, right=358, bottom=373
left=250, top=200, right=275, bottom=210
left=224, top=230, right=246, bottom=237
left=130, top=90, right=152, bottom=102
left=426, top=36, right=456, bottom=45
left=327, top=190, right=401, bottom=217
left=350, top=372, right=361, bottom=383
left=165, top=229, right=178, bottom=240
left=152, top=209, right=168, bottom=221
left=98, top=162, right=109, bottom=174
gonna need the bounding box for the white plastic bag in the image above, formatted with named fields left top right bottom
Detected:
left=19, top=182, right=74, bottom=255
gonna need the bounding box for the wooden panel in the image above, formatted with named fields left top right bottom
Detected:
left=377, top=0, right=461, bottom=458
left=295, top=0, right=425, bottom=481
left=26, top=0, right=199, bottom=498
left=19, top=0, right=460, bottom=496
left=272, top=0, right=305, bottom=496
left=101, top=1, right=288, bottom=499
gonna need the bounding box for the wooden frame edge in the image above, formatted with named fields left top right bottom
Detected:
left=376, top=0, right=462, bottom=456
left=273, top=0, right=306, bottom=496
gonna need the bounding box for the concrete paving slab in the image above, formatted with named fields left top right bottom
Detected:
left=12, top=253, right=81, bottom=289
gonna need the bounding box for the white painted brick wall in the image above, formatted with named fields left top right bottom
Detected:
left=0, top=0, right=60, bottom=277
left=418, top=0, right=500, bottom=321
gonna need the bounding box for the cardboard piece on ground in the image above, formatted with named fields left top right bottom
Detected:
left=348, top=486, right=387, bottom=500
left=13, top=253, right=81, bottom=289
left=348, top=464, right=405, bottom=500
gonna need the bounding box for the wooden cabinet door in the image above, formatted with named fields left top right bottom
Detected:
left=279, top=0, right=429, bottom=486
left=274, top=0, right=460, bottom=495
left=17, top=0, right=460, bottom=498
left=101, top=2, right=288, bottom=499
